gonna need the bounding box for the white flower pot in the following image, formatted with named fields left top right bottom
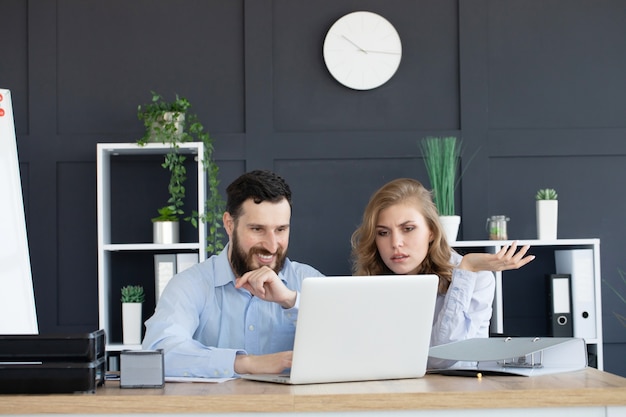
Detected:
left=536, top=200, right=558, bottom=240
left=122, top=302, right=143, bottom=345
left=153, top=221, right=179, bottom=244
left=439, top=215, right=461, bottom=243
left=149, top=112, right=184, bottom=142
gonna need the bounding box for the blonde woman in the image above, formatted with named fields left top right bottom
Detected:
left=351, top=178, right=533, bottom=367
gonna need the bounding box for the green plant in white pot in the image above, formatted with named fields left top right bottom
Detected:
left=535, top=188, right=558, bottom=240
left=137, top=93, right=192, bottom=244
left=121, top=285, right=145, bottom=345
left=137, top=91, right=226, bottom=252
left=420, top=136, right=463, bottom=243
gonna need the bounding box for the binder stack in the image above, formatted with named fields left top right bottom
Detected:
left=554, top=249, right=597, bottom=340
left=0, top=329, right=105, bottom=394
left=154, top=253, right=199, bottom=303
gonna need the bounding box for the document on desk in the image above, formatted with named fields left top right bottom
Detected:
left=165, top=376, right=234, bottom=383
left=428, top=337, right=588, bottom=377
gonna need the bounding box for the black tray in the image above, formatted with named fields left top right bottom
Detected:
left=0, top=357, right=105, bottom=394
left=0, top=329, right=104, bottom=362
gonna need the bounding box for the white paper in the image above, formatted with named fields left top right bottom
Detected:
left=165, top=376, right=234, bottom=383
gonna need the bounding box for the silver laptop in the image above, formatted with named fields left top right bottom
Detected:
left=241, top=274, right=438, bottom=384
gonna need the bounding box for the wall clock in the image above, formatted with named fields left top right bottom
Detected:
left=323, top=11, right=402, bottom=90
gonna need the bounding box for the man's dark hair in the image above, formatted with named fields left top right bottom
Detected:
left=225, top=170, right=292, bottom=220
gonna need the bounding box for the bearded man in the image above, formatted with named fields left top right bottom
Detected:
left=143, top=170, right=324, bottom=378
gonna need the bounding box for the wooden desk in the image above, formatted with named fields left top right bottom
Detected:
left=1, top=368, right=626, bottom=416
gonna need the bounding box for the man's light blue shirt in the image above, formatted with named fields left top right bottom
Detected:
left=142, top=244, right=324, bottom=378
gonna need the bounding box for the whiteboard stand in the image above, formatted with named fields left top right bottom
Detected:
left=0, top=88, right=38, bottom=334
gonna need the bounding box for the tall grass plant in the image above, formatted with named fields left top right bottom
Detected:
left=420, top=136, right=462, bottom=216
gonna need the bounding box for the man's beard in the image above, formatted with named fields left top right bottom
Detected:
left=230, top=229, right=287, bottom=277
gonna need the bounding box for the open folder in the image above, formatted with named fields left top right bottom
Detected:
left=428, top=337, right=588, bottom=377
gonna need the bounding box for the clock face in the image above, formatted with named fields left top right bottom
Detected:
left=323, top=11, right=402, bottom=90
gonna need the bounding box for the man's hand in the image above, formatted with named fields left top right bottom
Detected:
left=458, top=241, right=535, bottom=273
left=235, top=266, right=297, bottom=308
left=234, top=351, right=293, bottom=375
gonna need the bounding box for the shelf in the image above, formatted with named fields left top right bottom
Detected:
left=451, top=238, right=603, bottom=370
left=106, top=343, right=142, bottom=352
left=98, top=141, right=201, bottom=155
left=453, top=238, right=600, bottom=247
left=103, top=243, right=201, bottom=251
left=97, top=142, right=207, bottom=357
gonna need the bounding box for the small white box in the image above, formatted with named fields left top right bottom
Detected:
left=120, top=349, right=164, bottom=388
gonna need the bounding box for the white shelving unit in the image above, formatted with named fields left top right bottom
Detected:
left=97, top=142, right=207, bottom=352
left=453, top=238, right=603, bottom=370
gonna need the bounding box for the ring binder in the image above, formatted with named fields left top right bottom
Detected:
left=428, top=337, right=588, bottom=376
left=547, top=274, right=573, bottom=337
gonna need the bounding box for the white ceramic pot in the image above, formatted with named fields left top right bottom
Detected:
left=439, top=215, right=461, bottom=243
left=122, top=302, right=143, bottom=345
left=536, top=200, right=558, bottom=240
left=149, top=112, right=184, bottom=142
left=153, top=221, right=179, bottom=244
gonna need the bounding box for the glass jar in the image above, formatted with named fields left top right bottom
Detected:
left=487, top=215, right=510, bottom=240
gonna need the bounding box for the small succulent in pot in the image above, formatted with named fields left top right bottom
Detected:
left=536, top=188, right=558, bottom=200
left=121, top=285, right=145, bottom=303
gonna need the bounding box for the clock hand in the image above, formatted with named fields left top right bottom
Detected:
left=363, top=50, right=401, bottom=55
left=340, top=36, right=400, bottom=55
left=341, top=35, right=368, bottom=54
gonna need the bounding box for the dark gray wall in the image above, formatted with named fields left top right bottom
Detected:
left=2, top=0, right=625, bottom=376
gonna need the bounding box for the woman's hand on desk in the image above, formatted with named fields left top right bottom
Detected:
left=458, top=241, right=535, bottom=273
left=235, top=351, right=293, bottom=375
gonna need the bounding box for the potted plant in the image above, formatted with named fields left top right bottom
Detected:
left=121, top=285, right=145, bottom=345
left=137, top=91, right=225, bottom=253
left=535, top=188, right=558, bottom=240
left=420, top=136, right=463, bottom=243
left=137, top=92, right=190, bottom=145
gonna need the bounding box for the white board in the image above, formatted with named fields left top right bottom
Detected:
left=0, top=88, right=38, bottom=334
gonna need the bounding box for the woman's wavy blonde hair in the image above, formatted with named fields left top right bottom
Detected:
left=350, top=178, right=453, bottom=294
